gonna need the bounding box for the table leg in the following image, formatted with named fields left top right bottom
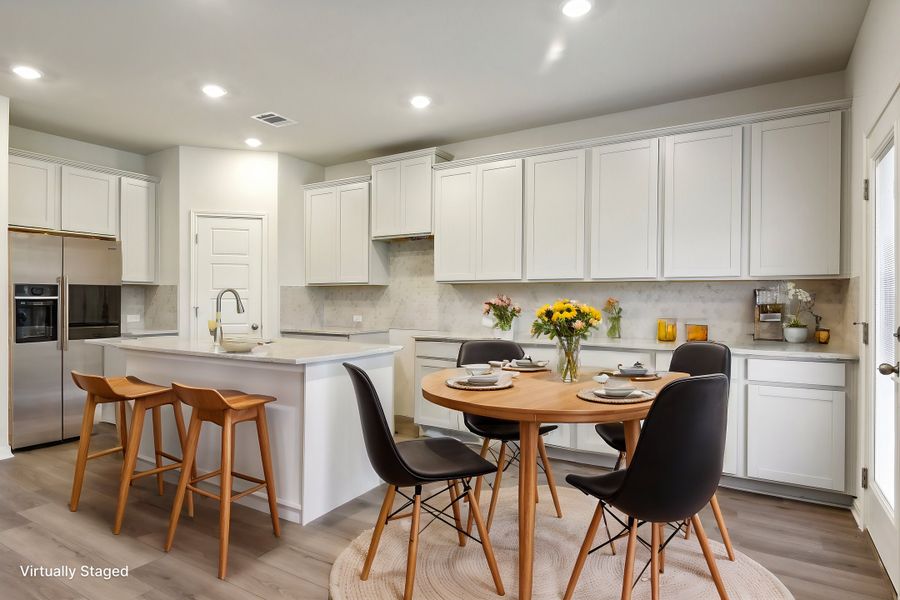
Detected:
left=518, top=421, right=539, bottom=600
left=622, top=419, right=641, bottom=466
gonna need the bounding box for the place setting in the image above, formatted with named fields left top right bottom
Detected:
left=445, top=363, right=516, bottom=391
left=495, top=355, right=551, bottom=372
left=577, top=374, right=658, bottom=404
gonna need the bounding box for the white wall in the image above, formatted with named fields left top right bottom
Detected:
left=145, top=147, right=180, bottom=286
left=9, top=125, right=147, bottom=173
left=0, top=97, right=10, bottom=459
left=277, top=153, right=324, bottom=287
left=324, top=71, right=847, bottom=178
left=176, top=146, right=280, bottom=339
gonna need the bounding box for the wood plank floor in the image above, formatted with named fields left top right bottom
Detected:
left=0, top=424, right=892, bottom=600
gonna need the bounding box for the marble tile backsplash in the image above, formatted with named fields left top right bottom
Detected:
left=121, top=284, right=178, bottom=331
left=280, top=239, right=853, bottom=348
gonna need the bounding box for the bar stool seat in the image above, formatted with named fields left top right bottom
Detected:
left=165, top=382, right=280, bottom=580
left=68, top=371, right=195, bottom=535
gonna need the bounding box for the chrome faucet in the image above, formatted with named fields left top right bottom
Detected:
left=215, top=288, right=245, bottom=344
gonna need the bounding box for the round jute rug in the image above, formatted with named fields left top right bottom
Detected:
left=330, top=485, right=793, bottom=600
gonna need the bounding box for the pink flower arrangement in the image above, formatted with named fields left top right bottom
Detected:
left=483, top=294, right=522, bottom=331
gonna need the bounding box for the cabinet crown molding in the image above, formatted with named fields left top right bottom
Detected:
left=301, top=175, right=371, bottom=191
left=366, top=147, right=453, bottom=165
left=9, top=148, right=160, bottom=183
left=433, top=98, right=851, bottom=171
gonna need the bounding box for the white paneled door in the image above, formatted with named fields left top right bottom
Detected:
left=867, top=92, right=900, bottom=591
left=193, top=215, right=264, bottom=340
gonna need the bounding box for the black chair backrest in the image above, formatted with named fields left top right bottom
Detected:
left=456, top=340, right=525, bottom=367
left=670, top=342, right=731, bottom=381
left=610, top=374, right=729, bottom=523
left=343, top=362, right=419, bottom=487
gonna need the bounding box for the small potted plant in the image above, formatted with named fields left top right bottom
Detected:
left=532, top=299, right=602, bottom=382
left=783, top=283, right=814, bottom=343
left=482, top=295, right=522, bottom=340
left=602, top=297, right=622, bottom=339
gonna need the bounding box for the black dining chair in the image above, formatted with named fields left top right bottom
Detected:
left=594, top=341, right=735, bottom=559
left=565, top=374, right=731, bottom=600
left=343, top=363, right=505, bottom=600
left=456, top=340, right=563, bottom=533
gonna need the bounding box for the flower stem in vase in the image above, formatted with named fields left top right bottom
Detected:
left=556, top=337, right=581, bottom=383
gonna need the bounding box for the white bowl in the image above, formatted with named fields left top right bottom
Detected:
left=463, top=363, right=492, bottom=376
left=220, top=337, right=259, bottom=353
left=466, top=375, right=500, bottom=386
left=597, top=386, right=636, bottom=398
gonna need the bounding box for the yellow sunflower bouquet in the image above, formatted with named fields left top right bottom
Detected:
left=531, top=299, right=602, bottom=382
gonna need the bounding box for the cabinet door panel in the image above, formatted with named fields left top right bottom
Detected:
left=750, top=112, right=841, bottom=276
left=591, top=139, right=659, bottom=279
left=9, top=156, right=60, bottom=229
left=415, top=359, right=458, bottom=429
left=120, top=178, right=157, bottom=283
left=401, top=155, right=434, bottom=235
left=663, top=127, right=742, bottom=277
left=60, top=166, right=119, bottom=236
left=525, top=150, right=586, bottom=279
left=371, top=162, right=401, bottom=238
left=434, top=166, right=477, bottom=281
left=304, top=188, right=338, bottom=283
left=747, top=384, right=845, bottom=490
left=338, top=183, right=370, bottom=283
left=476, top=159, right=523, bottom=280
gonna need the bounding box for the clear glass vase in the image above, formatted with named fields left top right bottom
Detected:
left=556, top=337, right=581, bottom=383
left=606, top=316, right=621, bottom=339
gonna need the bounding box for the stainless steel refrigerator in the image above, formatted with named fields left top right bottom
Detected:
left=10, top=231, right=122, bottom=449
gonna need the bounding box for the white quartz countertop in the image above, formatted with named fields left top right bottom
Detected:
left=281, top=327, right=389, bottom=336
left=121, top=329, right=179, bottom=338
left=414, top=333, right=858, bottom=361
left=89, top=336, right=401, bottom=365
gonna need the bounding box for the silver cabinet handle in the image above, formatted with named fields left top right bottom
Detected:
left=251, top=323, right=259, bottom=331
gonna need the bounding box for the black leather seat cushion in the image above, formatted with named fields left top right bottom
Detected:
left=465, top=414, right=558, bottom=441
left=594, top=423, right=626, bottom=453
left=397, top=438, right=497, bottom=482
left=566, top=470, right=627, bottom=500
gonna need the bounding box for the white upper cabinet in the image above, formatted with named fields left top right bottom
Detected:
left=663, top=126, right=742, bottom=278
left=9, top=155, right=60, bottom=230
left=304, top=179, right=388, bottom=285
left=525, top=149, right=586, bottom=280
left=476, top=159, right=523, bottom=280
left=590, top=139, right=659, bottom=279
left=60, top=166, right=119, bottom=236
left=434, top=165, right=477, bottom=281
left=369, top=148, right=451, bottom=239
left=750, top=111, right=842, bottom=276
left=434, top=159, right=523, bottom=281
left=120, top=177, right=157, bottom=283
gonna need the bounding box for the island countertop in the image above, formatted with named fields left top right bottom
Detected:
left=89, top=336, right=402, bottom=365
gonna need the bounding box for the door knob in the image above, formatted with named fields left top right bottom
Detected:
left=251, top=323, right=259, bottom=331
left=878, top=362, right=899, bottom=376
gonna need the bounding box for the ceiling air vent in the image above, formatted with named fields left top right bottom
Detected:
left=251, top=112, right=297, bottom=128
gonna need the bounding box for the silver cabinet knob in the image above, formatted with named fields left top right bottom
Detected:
left=251, top=323, right=259, bottom=331
left=878, top=362, right=898, bottom=376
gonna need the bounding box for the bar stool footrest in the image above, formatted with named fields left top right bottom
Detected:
left=131, top=462, right=183, bottom=481
left=87, top=446, right=124, bottom=461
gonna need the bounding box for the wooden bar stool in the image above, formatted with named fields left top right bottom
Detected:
left=69, top=371, right=195, bottom=535
left=165, top=382, right=280, bottom=580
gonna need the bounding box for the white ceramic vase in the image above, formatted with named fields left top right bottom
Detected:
left=783, top=326, right=809, bottom=343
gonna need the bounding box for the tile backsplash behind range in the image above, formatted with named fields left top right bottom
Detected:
left=281, top=239, right=852, bottom=347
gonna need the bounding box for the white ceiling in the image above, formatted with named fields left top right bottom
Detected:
left=0, top=0, right=868, bottom=166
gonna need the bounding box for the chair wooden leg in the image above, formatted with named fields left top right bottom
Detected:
left=152, top=406, right=165, bottom=496
left=165, top=412, right=202, bottom=552
left=448, top=480, right=465, bottom=547
left=466, top=438, right=491, bottom=535
left=170, top=400, right=194, bottom=518
left=691, top=515, right=730, bottom=600
left=621, top=517, right=639, bottom=600
left=361, top=485, right=396, bottom=580
left=538, top=437, right=563, bottom=518
left=684, top=519, right=692, bottom=540
left=709, top=494, right=735, bottom=561
left=255, top=406, right=280, bottom=537
left=218, top=412, right=234, bottom=579
left=658, top=524, right=665, bottom=572
left=613, top=451, right=624, bottom=471
left=563, top=501, right=604, bottom=600
left=651, top=522, right=660, bottom=600
left=466, top=487, right=504, bottom=596
left=69, top=394, right=97, bottom=512
left=113, top=404, right=146, bottom=535
left=403, top=491, right=422, bottom=600
left=117, top=401, right=128, bottom=458
left=603, top=507, right=616, bottom=555
left=486, top=442, right=507, bottom=532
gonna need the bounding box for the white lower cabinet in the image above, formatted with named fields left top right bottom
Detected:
left=414, top=358, right=461, bottom=430
left=747, top=383, right=845, bottom=491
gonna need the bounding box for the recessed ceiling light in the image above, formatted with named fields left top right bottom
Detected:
left=410, top=95, right=431, bottom=109
left=245, top=138, right=262, bottom=148
left=561, top=0, right=591, bottom=18
left=202, top=84, right=227, bottom=98
left=12, top=65, right=42, bottom=80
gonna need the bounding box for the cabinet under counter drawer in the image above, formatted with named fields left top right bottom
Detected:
left=746, top=358, right=845, bottom=387
left=415, top=341, right=463, bottom=361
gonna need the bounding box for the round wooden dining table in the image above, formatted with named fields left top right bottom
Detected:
left=421, top=368, right=688, bottom=600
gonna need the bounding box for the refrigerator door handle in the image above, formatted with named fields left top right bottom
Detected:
left=59, top=275, right=69, bottom=352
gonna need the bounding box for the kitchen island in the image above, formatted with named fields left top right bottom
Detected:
left=89, top=336, right=401, bottom=525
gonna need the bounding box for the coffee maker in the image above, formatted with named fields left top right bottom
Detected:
left=754, top=287, right=784, bottom=341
